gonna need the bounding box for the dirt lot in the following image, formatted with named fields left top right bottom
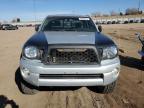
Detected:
left=0, top=24, right=144, bottom=108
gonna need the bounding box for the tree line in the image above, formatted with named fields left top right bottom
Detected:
left=92, top=8, right=143, bottom=17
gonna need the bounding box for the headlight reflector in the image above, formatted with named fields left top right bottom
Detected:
left=24, top=46, right=38, bottom=59
left=102, top=46, right=118, bottom=59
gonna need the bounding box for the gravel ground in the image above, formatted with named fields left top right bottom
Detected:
left=0, top=24, right=144, bottom=108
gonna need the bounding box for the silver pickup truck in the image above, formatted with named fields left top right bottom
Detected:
left=19, top=15, right=120, bottom=94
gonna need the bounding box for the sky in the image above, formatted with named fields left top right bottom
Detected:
left=0, top=0, right=144, bottom=21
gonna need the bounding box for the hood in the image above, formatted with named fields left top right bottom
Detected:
left=44, top=31, right=96, bottom=44
left=24, top=31, right=115, bottom=49
left=95, top=32, right=115, bottom=47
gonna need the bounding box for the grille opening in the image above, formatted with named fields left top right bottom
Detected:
left=39, top=74, right=103, bottom=79
left=48, top=48, right=98, bottom=64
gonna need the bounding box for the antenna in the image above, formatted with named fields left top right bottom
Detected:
left=33, top=0, right=36, bottom=23
left=138, top=0, right=140, bottom=11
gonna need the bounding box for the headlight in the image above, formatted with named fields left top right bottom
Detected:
left=102, top=46, right=118, bottom=59
left=24, top=46, right=38, bottom=59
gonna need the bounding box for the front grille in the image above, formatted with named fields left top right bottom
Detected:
left=48, top=48, right=98, bottom=64
left=39, top=74, right=103, bottom=79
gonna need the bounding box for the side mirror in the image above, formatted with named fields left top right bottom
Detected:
left=98, top=25, right=102, bottom=32
left=35, top=24, right=40, bottom=31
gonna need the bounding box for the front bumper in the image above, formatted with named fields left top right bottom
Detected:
left=20, top=57, right=120, bottom=87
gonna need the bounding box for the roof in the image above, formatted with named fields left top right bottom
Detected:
left=46, top=14, right=90, bottom=18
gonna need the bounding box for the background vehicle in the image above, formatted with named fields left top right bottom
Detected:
left=141, top=19, right=144, bottom=23
left=112, top=20, right=116, bottom=24
left=1, top=24, right=18, bottom=30
left=107, top=21, right=112, bottom=24
left=128, top=18, right=134, bottom=23
left=0, top=24, right=2, bottom=30
left=134, top=18, right=141, bottom=23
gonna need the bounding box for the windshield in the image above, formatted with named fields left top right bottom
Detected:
left=41, top=17, right=97, bottom=32
left=3, top=24, right=10, bottom=26
left=3, top=24, right=13, bottom=27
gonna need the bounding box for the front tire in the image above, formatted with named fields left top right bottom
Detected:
left=20, top=79, right=38, bottom=95
left=97, top=81, right=116, bottom=93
